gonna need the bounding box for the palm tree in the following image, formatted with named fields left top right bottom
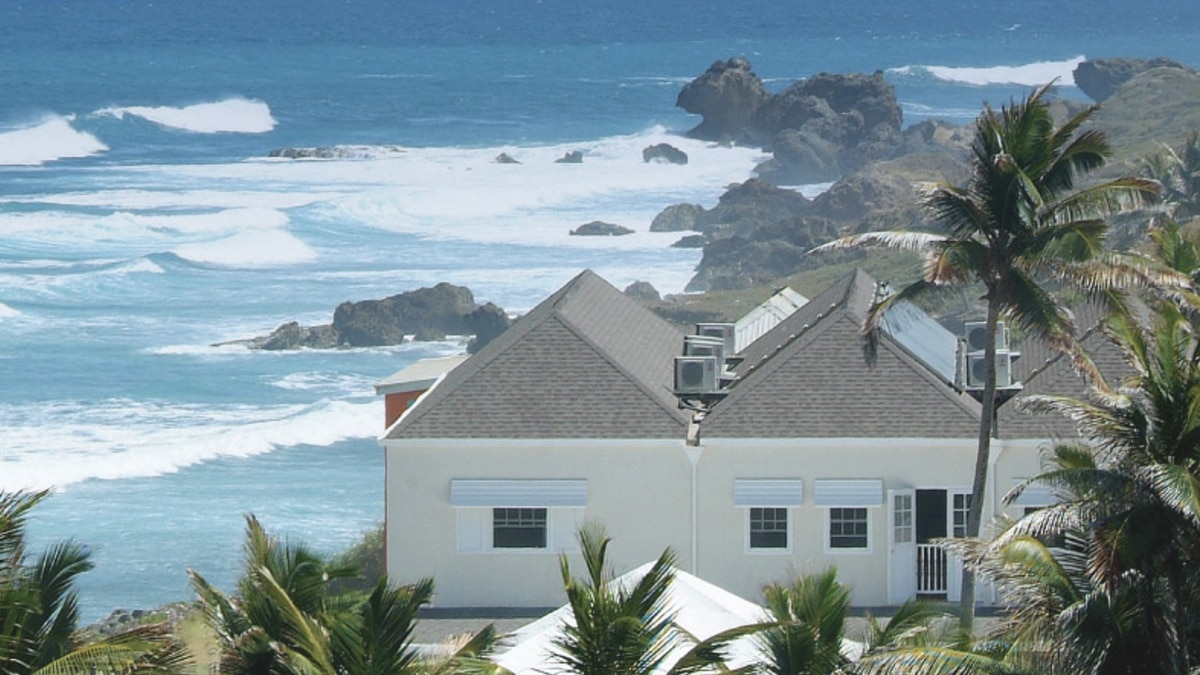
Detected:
left=549, top=522, right=693, bottom=675
left=814, top=81, right=1169, bottom=624
left=1140, top=131, right=1200, bottom=223
left=1001, top=305, right=1200, bottom=673
left=756, top=568, right=850, bottom=675
left=0, top=489, right=191, bottom=675
left=191, top=515, right=494, bottom=675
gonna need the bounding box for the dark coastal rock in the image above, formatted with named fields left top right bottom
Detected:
left=225, top=283, right=511, bottom=352
left=650, top=203, right=705, bottom=232
left=685, top=215, right=845, bottom=292
left=555, top=151, right=584, bottom=163
left=1073, top=57, right=1190, bottom=102
left=570, top=220, right=634, bottom=236
left=671, top=234, right=707, bottom=249
left=689, top=178, right=812, bottom=239
left=495, top=152, right=521, bottom=164
left=466, top=303, right=510, bottom=354
left=753, top=71, right=904, bottom=183
left=623, top=281, right=661, bottom=301
left=676, top=57, right=771, bottom=144
left=642, top=143, right=689, bottom=165
left=267, top=145, right=405, bottom=159
left=677, top=59, right=904, bottom=183
left=259, top=322, right=339, bottom=350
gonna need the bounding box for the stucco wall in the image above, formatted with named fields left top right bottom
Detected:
left=385, top=436, right=1051, bottom=608
left=385, top=439, right=693, bottom=608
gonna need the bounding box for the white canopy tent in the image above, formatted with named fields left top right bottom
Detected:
left=491, top=563, right=770, bottom=674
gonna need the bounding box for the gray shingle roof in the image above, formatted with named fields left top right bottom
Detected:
left=703, top=270, right=983, bottom=438
left=385, top=270, right=689, bottom=440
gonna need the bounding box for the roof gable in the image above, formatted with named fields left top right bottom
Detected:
left=386, top=270, right=688, bottom=440
left=705, top=270, right=981, bottom=438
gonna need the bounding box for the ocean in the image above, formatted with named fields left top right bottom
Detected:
left=2, top=0, right=1198, bottom=622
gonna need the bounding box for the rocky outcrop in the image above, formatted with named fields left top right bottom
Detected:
left=753, top=71, right=904, bottom=184
left=570, top=221, right=634, bottom=236
left=225, top=283, right=510, bottom=354
left=650, top=204, right=705, bottom=232
left=676, top=58, right=771, bottom=144
left=495, top=153, right=521, bottom=164
left=623, top=281, right=660, bottom=301
left=688, top=178, right=813, bottom=239
left=555, top=151, right=584, bottom=163
left=642, top=143, right=689, bottom=164
left=268, top=146, right=405, bottom=159
left=677, top=59, right=905, bottom=183
left=1073, top=57, right=1190, bottom=102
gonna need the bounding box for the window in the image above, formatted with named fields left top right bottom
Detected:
left=952, top=493, right=972, bottom=538
left=451, top=480, right=586, bottom=554
left=734, top=479, right=802, bottom=553
left=492, top=508, right=547, bottom=549
left=892, top=492, right=913, bottom=544
left=829, top=507, right=868, bottom=549
left=749, top=507, right=788, bottom=549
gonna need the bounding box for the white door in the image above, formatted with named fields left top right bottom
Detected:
left=946, top=490, right=971, bottom=602
left=887, top=489, right=917, bottom=604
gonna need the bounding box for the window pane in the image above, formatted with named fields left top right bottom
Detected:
left=493, top=507, right=547, bottom=549
left=830, top=507, right=868, bottom=548
left=750, top=507, right=788, bottom=549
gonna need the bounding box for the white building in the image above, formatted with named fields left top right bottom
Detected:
left=379, top=269, right=1092, bottom=608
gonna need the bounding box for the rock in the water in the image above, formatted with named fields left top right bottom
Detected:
left=268, top=145, right=404, bottom=159
left=671, top=234, right=707, bottom=249
left=642, top=143, right=689, bottom=165
left=466, top=303, right=510, bottom=354
left=226, top=283, right=512, bottom=353
left=555, top=151, right=584, bottom=163
left=1073, top=57, right=1190, bottom=102
left=623, top=281, right=661, bottom=301
left=570, top=220, right=634, bottom=236
left=676, top=57, right=771, bottom=144
left=650, top=203, right=705, bottom=232
left=495, top=152, right=521, bottom=164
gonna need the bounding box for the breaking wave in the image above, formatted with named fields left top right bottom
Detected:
left=97, top=98, right=277, bottom=133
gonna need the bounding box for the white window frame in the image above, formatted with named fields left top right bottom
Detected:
left=734, top=479, right=802, bottom=555
left=745, top=506, right=792, bottom=554
left=814, top=479, right=881, bottom=555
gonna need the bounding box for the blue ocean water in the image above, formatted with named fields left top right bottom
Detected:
left=2, top=0, right=1198, bottom=621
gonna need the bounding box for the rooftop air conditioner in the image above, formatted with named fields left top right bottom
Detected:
left=674, top=355, right=721, bottom=395
left=696, top=322, right=736, bottom=354
left=684, top=334, right=725, bottom=365
left=964, top=321, right=1007, bottom=353
left=965, top=352, right=1020, bottom=390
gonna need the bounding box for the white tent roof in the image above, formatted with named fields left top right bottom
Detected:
left=492, top=563, right=769, bottom=675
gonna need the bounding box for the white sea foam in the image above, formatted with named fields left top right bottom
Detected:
left=270, top=372, right=380, bottom=394
left=0, top=115, right=108, bottom=166
left=0, top=303, right=20, bottom=320
left=0, top=398, right=378, bottom=492
left=173, top=228, right=317, bottom=267
left=301, top=127, right=762, bottom=248
left=97, top=98, right=277, bottom=133
left=896, top=56, right=1085, bottom=87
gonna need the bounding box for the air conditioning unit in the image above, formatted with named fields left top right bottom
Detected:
left=696, top=322, right=736, bottom=354
left=684, top=334, right=725, bottom=365
left=674, top=355, right=721, bottom=395
left=965, top=352, right=1019, bottom=390
left=964, top=321, right=1007, bottom=353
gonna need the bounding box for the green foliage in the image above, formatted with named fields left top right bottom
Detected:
left=191, top=516, right=494, bottom=675
left=328, top=523, right=386, bottom=596
left=0, top=490, right=191, bottom=675
left=550, top=522, right=687, bottom=675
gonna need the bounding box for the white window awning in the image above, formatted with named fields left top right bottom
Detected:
left=450, top=479, right=588, bottom=507
left=733, top=479, right=804, bottom=506
left=813, top=479, right=883, bottom=507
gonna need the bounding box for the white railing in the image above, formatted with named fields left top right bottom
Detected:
left=917, top=544, right=948, bottom=594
